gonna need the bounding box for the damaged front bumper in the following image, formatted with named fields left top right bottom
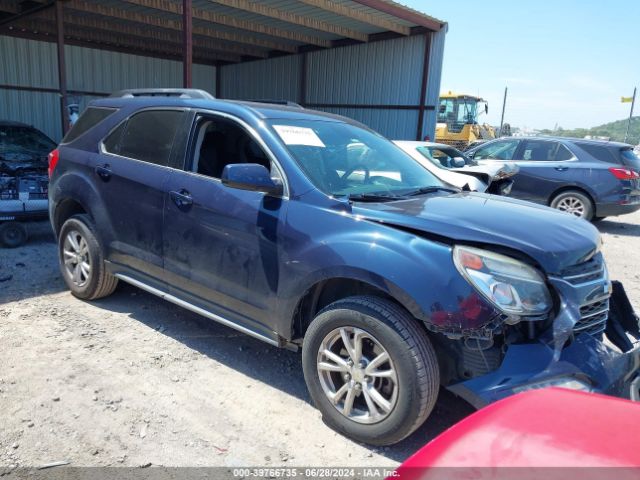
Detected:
left=448, top=281, right=640, bottom=408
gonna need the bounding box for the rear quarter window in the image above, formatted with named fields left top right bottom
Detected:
left=103, top=110, right=184, bottom=166
left=61, top=107, right=117, bottom=144
left=575, top=143, right=619, bottom=164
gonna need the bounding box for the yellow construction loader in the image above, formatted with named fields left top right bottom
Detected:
left=435, top=92, right=503, bottom=150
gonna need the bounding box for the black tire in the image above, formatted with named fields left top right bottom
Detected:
left=592, top=216, right=607, bottom=222
left=550, top=190, right=594, bottom=221
left=58, top=214, right=118, bottom=300
left=0, top=222, right=28, bottom=248
left=302, top=296, right=439, bottom=446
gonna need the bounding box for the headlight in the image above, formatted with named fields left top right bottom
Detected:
left=453, top=246, right=552, bottom=316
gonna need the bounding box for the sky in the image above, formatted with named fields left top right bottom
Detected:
left=401, top=0, right=640, bottom=130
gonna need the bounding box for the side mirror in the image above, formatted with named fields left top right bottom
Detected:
left=451, top=157, right=466, bottom=168
left=221, top=163, right=283, bottom=196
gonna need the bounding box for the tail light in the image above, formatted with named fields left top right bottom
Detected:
left=48, top=149, right=59, bottom=178
left=608, top=167, right=640, bottom=180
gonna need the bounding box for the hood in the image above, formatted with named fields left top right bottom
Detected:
left=0, top=150, right=48, bottom=175
left=352, top=192, right=600, bottom=273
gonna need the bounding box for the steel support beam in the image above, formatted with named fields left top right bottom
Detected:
left=55, top=0, right=68, bottom=136
left=416, top=33, right=431, bottom=140
left=183, top=0, right=192, bottom=87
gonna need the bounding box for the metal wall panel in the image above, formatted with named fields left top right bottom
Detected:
left=193, top=63, right=216, bottom=92
left=0, top=35, right=216, bottom=141
left=315, top=107, right=419, bottom=140
left=0, top=89, right=61, bottom=141
left=306, top=35, right=425, bottom=105
left=0, top=36, right=58, bottom=89
left=219, top=54, right=301, bottom=101
left=65, top=44, right=215, bottom=94
left=423, top=26, right=447, bottom=139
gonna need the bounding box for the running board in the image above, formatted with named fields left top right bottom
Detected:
left=114, top=273, right=280, bottom=347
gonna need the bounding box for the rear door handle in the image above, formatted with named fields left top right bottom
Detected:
left=170, top=189, right=193, bottom=208
left=95, top=164, right=112, bottom=181
left=555, top=167, right=569, bottom=172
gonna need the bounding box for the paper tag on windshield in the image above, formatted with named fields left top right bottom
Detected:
left=273, top=125, right=325, bottom=147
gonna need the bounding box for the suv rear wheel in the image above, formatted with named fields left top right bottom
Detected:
left=550, top=190, right=594, bottom=220
left=302, top=296, right=439, bottom=445
left=58, top=214, right=118, bottom=300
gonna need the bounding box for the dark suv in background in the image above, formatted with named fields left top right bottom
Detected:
left=466, top=136, right=640, bottom=221
left=49, top=90, right=640, bottom=445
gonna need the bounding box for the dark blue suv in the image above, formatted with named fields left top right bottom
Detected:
left=49, top=90, right=640, bottom=445
left=466, top=136, right=640, bottom=221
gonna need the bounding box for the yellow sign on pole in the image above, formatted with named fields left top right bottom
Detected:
left=621, top=96, right=633, bottom=103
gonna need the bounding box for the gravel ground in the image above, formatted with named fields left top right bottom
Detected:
left=1, top=211, right=639, bottom=470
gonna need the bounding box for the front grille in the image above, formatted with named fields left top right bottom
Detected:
left=558, top=253, right=610, bottom=338
left=560, top=255, right=605, bottom=286
left=575, top=298, right=609, bottom=336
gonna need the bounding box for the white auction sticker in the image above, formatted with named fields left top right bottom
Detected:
left=273, top=125, right=325, bottom=147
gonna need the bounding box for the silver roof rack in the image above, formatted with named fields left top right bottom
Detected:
left=245, top=99, right=304, bottom=108
left=109, top=88, right=215, bottom=99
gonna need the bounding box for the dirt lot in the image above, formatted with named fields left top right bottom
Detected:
left=1, top=211, right=639, bottom=469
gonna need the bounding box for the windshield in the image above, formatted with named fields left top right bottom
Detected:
left=437, top=98, right=478, bottom=126
left=0, top=125, right=56, bottom=154
left=269, top=120, right=446, bottom=198
left=416, top=145, right=476, bottom=169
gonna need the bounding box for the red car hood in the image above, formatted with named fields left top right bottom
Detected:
left=395, top=388, right=640, bottom=474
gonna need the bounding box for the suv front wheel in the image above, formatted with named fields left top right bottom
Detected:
left=302, top=296, right=439, bottom=445
left=58, top=214, right=118, bottom=300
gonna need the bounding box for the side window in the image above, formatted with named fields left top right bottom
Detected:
left=103, top=110, right=184, bottom=166
left=190, top=115, right=278, bottom=181
left=62, top=107, right=117, bottom=144
left=553, top=143, right=574, bottom=161
left=520, top=140, right=556, bottom=161
left=473, top=140, right=519, bottom=160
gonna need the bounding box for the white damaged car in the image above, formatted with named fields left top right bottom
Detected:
left=394, top=141, right=518, bottom=195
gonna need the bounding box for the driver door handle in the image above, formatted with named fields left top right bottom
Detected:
left=555, top=166, right=569, bottom=172
left=170, top=189, right=193, bottom=208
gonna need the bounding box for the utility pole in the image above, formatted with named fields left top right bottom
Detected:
left=499, top=86, right=508, bottom=137
left=624, top=87, right=636, bottom=144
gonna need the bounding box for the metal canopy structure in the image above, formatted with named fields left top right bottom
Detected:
left=0, top=0, right=443, bottom=64
left=0, top=0, right=447, bottom=141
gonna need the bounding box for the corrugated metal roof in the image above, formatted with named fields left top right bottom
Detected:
left=0, top=0, right=445, bottom=64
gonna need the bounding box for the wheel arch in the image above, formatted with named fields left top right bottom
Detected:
left=288, top=273, right=427, bottom=343
left=548, top=185, right=596, bottom=208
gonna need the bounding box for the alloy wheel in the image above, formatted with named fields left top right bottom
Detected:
left=556, top=196, right=586, bottom=217
left=63, top=230, right=92, bottom=287
left=316, top=326, right=398, bottom=424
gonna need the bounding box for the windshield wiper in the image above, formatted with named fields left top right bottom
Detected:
left=347, top=193, right=407, bottom=202
left=407, top=186, right=460, bottom=196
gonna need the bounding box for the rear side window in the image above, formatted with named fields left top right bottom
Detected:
left=103, top=110, right=184, bottom=166
left=575, top=143, right=618, bottom=164
left=620, top=148, right=640, bottom=170
left=62, top=107, right=116, bottom=144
